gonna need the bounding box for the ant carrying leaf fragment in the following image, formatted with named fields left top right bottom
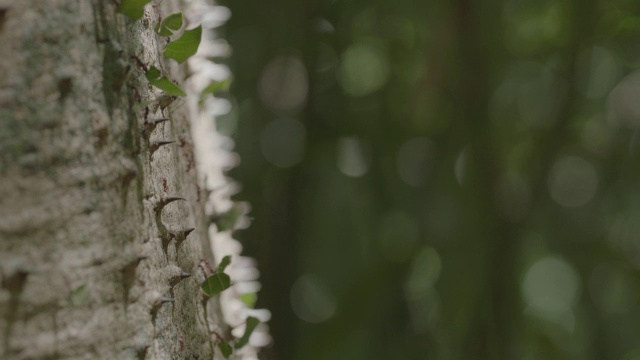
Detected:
left=212, top=316, right=261, bottom=358
left=234, top=316, right=260, bottom=349
left=218, top=340, right=233, bottom=358
left=151, top=94, right=184, bottom=113
left=117, top=0, right=153, bottom=20
left=155, top=12, right=183, bottom=36
left=201, top=256, right=232, bottom=296
left=145, top=66, right=186, bottom=97
left=164, top=26, right=202, bottom=63
left=210, top=202, right=251, bottom=232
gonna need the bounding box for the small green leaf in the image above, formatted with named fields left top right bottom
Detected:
left=212, top=202, right=248, bottom=232
left=201, top=272, right=231, bottom=296
left=234, top=317, right=260, bottom=349
left=145, top=66, right=186, bottom=96
left=217, top=255, right=232, bottom=272
left=202, top=78, right=232, bottom=95
left=218, top=340, right=233, bottom=358
left=240, top=293, right=257, bottom=308
left=164, top=26, right=202, bottom=63
left=117, top=0, right=153, bottom=20
left=155, top=12, right=183, bottom=36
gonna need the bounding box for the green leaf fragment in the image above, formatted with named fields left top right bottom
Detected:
left=201, top=271, right=231, bottom=296
left=201, top=256, right=234, bottom=296
left=234, top=317, right=260, bottom=349
left=218, top=340, right=233, bottom=358
left=145, top=66, right=186, bottom=96
left=213, top=202, right=248, bottom=232
left=155, top=12, right=183, bottom=36
left=202, top=78, right=232, bottom=95
left=240, top=293, right=257, bottom=308
left=217, top=255, right=232, bottom=272
left=117, top=0, right=153, bottom=20
left=145, top=66, right=162, bottom=80
left=164, top=26, right=202, bottom=63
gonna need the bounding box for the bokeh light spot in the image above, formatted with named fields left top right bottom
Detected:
left=259, top=55, right=308, bottom=113
left=490, top=61, right=564, bottom=128
left=407, top=291, right=441, bottom=334
left=290, top=274, right=337, bottom=323
left=576, top=46, right=622, bottom=99
left=522, top=256, right=580, bottom=314
left=260, top=118, right=306, bottom=168
left=503, top=2, right=567, bottom=55
left=336, top=136, right=370, bottom=177
left=607, top=71, right=640, bottom=128
left=454, top=148, right=469, bottom=185
left=313, top=18, right=335, bottom=34
left=339, top=42, right=389, bottom=97
left=548, top=156, right=598, bottom=207
left=404, top=246, right=442, bottom=300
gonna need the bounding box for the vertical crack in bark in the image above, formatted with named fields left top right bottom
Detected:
left=0, top=7, right=8, bottom=33
left=1, top=269, right=29, bottom=356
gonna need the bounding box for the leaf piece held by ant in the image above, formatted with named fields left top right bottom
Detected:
left=201, top=77, right=232, bottom=96
left=164, top=26, right=202, bottom=63
left=201, top=256, right=232, bottom=296
left=145, top=66, right=186, bottom=96
left=155, top=12, right=183, bottom=36
left=117, top=0, right=153, bottom=20
left=218, top=340, right=232, bottom=358
left=234, top=317, right=260, bottom=349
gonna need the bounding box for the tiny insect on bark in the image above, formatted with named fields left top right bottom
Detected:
left=158, top=94, right=177, bottom=110
left=131, top=55, right=148, bottom=72
left=151, top=94, right=180, bottom=113
left=199, top=258, right=215, bottom=276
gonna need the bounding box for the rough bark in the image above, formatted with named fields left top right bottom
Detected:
left=0, top=1, right=224, bottom=358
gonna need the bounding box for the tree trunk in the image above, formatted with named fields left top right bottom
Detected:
left=0, top=1, right=258, bottom=359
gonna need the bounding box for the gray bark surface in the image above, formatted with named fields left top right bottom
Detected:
left=0, top=1, right=219, bottom=358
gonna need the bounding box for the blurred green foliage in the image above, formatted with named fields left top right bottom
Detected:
left=219, top=0, right=640, bottom=359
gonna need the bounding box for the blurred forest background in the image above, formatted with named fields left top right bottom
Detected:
left=215, top=0, right=640, bottom=359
